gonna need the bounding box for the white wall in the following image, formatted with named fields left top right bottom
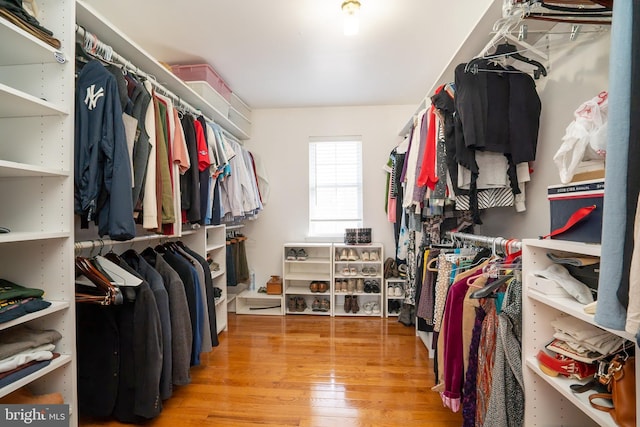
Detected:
left=243, top=105, right=415, bottom=287
left=479, top=31, right=611, bottom=240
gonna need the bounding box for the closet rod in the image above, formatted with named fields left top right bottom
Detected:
left=445, top=231, right=522, bottom=252
left=75, top=25, right=215, bottom=126
left=75, top=233, right=169, bottom=250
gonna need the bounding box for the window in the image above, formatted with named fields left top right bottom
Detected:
left=309, top=137, right=363, bottom=237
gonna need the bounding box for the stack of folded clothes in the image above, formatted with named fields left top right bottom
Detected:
left=537, top=316, right=627, bottom=379
left=0, top=0, right=60, bottom=48
left=0, top=325, right=62, bottom=388
left=0, top=279, right=51, bottom=324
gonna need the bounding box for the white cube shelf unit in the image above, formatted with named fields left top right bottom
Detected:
left=283, top=243, right=333, bottom=315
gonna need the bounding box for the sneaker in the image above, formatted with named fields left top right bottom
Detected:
left=364, top=280, right=372, bottom=293
left=367, top=267, right=376, bottom=277
left=340, top=248, right=349, bottom=261
left=361, top=251, right=370, bottom=261
left=286, top=249, right=297, bottom=260
left=296, top=297, right=307, bottom=312
left=312, top=297, right=321, bottom=311
left=296, top=249, right=308, bottom=260
left=288, top=297, right=297, bottom=312
left=371, top=280, right=380, bottom=293
left=395, top=284, right=403, bottom=297
left=350, top=267, right=357, bottom=276
left=363, top=302, right=373, bottom=315
left=320, top=298, right=330, bottom=312
left=370, top=251, right=379, bottom=261
left=372, top=302, right=381, bottom=315
left=387, top=282, right=394, bottom=296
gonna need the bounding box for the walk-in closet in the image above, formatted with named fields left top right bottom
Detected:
left=0, top=0, right=635, bottom=426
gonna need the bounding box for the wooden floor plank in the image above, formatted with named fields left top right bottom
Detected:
left=79, top=314, right=462, bottom=426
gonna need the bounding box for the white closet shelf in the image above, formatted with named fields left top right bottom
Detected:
left=206, top=243, right=225, bottom=251
left=76, top=0, right=249, bottom=140
left=214, top=295, right=226, bottom=307
left=285, top=257, right=331, bottom=265
left=0, top=83, right=68, bottom=117
left=0, top=19, right=65, bottom=66
left=525, top=357, right=615, bottom=426
left=211, top=269, right=224, bottom=280
left=0, top=301, right=70, bottom=332
left=528, top=289, right=635, bottom=342
left=0, top=231, right=69, bottom=244
left=284, top=272, right=331, bottom=281
left=522, top=238, right=601, bottom=257
left=0, top=160, right=69, bottom=178
left=0, top=354, right=72, bottom=399
left=285, top=285, right=330, bottom=296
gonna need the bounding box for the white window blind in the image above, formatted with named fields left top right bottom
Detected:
left=309, top=138, right=363, bottom=236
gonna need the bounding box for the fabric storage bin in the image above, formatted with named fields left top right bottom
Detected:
left=229, top=93, right=251, bottom=121
left=228, top=107, right=251, bottom=135
left=185, top=81, right=230, bottom=117
left=547, top=179, right=604, bottom=243
left=171, top=63, right=232, bottom=100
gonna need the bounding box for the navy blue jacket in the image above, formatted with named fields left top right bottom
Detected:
left=75, top=60, right=136, bottom=240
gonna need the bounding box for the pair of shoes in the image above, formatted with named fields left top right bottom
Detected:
left=345, top=295, right=360, bottom=313
left=312, top=298, right=331, bottom=312
left=387, top=300, right=401, bottom=314
left=360, top=251, right=380, bottom=262
left=361, top=267, right=377, bottom=276
left=363, top=302, right=381, bottom=315
left=393, top=284, right=403, bottom=297
left=287, top=248, right=308, bottom=260
left=341, top=267, right=358, bottom=276
left=310, top=281, right=329, bottom=293
left=335, top=279, right=348, bottom=292
left=536, top=350, right=597, bottom=380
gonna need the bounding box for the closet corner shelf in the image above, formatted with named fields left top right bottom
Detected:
left=527, top=289, right=635, bottom=342
left=0, top=160, right=69, bottom=178
left=0, top=231, right=69, bottom=244
left=211, top=269, right=224, bottom=280
left=0, top=354, right=72, bottom=399
left=206, top=243, right=225, bottom=252
left=0, top=18, right=65, bottom=66
left=0, top=301, right=70, bottom=332
left=524, top=356, right=615, bottom=426
left=0, top=83, right=69, bottom=117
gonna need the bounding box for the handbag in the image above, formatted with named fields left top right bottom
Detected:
left=588, top=355, right=636, bottom=427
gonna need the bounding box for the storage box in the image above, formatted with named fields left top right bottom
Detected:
left=185, top=81, right=230, bottom=117
left=229, top=93, right=251, bottom=120
left=171, top=63, right=232, bottom=100
left=547, top=179, right=604, bottom=243
left=266, top=275, right=282, bottom=295
left=228, top=107, right=251, bottom=135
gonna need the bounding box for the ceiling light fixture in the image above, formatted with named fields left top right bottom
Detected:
left=341, top=0, right=361, bottom=36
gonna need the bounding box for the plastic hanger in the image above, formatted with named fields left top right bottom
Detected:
left=489, top=41, right=547, bottom=79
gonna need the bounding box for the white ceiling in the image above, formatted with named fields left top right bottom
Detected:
left=82, top=0, right=494, bottom=109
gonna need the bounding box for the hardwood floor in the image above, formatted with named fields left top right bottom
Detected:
left=80, top=314, right=462, bottom=427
